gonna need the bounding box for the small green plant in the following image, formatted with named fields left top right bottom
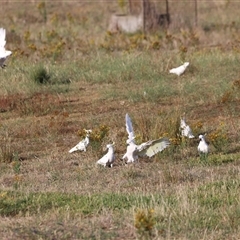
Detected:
left=77, top=125, right=109, bottom=152
left=208, top=123, right=229, bottom=152
left=94, top=125, right=109, bottom=140
left=31, top=65, right=51, bottom=84
left=77, top=125, right=109, bottom=143
left=134, top=208, right=156, bottom=239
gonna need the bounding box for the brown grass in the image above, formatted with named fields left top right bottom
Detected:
left=0, top=1, right=240, bottom=239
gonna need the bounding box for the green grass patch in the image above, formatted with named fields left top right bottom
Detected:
left=1, top=179, right=239, bottom=233
left=0, top=191, right=154, bottom=217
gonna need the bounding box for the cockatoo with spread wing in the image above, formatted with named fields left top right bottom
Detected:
left=169, top=62, right=189, bottom=76
left=69, top=129, right=92, bottom=153
left=0, top=28, right=12, bottom=68
left=96, top=143, right=115, bottom=167
left=180, top=117, right=194, bottom=138
left=122, top=113, right=170, bottom=163
left=198, top=134, right=209, bottom=154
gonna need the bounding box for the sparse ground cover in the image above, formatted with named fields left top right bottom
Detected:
left=0, top=1, right=240, bottom=239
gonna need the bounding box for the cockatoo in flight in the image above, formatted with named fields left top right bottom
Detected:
left=69, top=129, right=92, bottom=153
left=180, top=117, right=194, bottom=138
left=122, top=113, right=170, bottom=163
left=96, top=143, right=115, bottom=168
left=198, top=134, right=209, bottom=154
left=169, top=62, right=189, bottom=76
left=0, top=28, right=12, bottom=68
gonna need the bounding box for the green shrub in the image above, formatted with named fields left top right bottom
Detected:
left=31, top=65, right=51, bottom=84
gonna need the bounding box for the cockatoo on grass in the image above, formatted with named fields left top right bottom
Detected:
left=180, top=117, right=194, bottom=138
left=0, top=28, right=12, bottom=68
left=122, top=113, right=170, bottom=163
left=96, top=143, right=115, bottom=168
left=198, top=134, right=209, bottom=154
left=169, top=62, right=189, bottom=76
left=69, top=129, right=92, bottom=153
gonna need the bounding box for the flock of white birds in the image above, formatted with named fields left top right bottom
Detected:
left=69, top=113, right=209, bottom=168
left=68, top=62, right=207, bottom=167
left=1, top=27, right=208, bottom=167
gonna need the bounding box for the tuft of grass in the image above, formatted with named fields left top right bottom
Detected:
left=30, top=65, right=51, bottom=85
left=134, top=208, right=156, bottom=238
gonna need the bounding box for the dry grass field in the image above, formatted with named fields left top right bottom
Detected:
left=0, top=1, right=240, bottom=239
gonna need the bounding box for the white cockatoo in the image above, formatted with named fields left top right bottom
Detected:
left=198, top=135, right=209, bottom=154
left=0, top=28, right=12, bottom=68
left=96, top=143, right=115, bottom=168
left=180, top=117, right=194, bottom=138
left=69, top=129, right=92, bottom=153
left=169, top=62, right=189, bottom=76
left=122, top=113, right=170, bottom=163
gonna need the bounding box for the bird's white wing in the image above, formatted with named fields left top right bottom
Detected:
left=138, top=138, right=170, bottom=157
left=0, top=28, right=6, bottom=49
left=97, top=154, right=109, bottom=165
left=69, top=139, right=86, bottom=153
left=169, top=67, right=177, bottom=74
left=136, top=140, right=153, bottom=152
left=126, top=113, right=135, bottom=141
left=185, top=125, right=194, bottom=138
left=169, top=65, right=185, bottom=76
